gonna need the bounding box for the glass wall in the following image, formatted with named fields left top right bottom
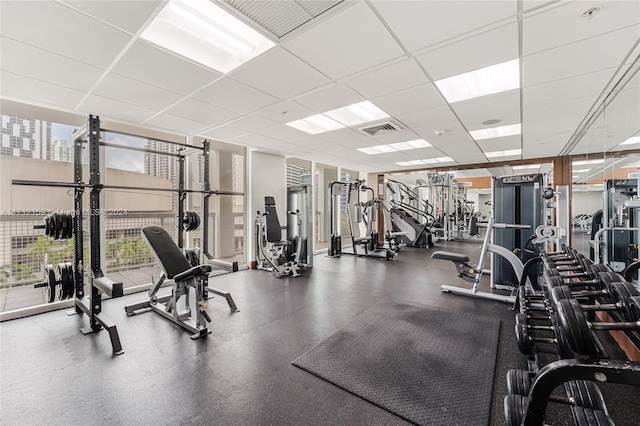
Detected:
left=315, top=162, right=337, bottom=252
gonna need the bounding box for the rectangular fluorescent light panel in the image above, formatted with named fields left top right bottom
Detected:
left=512, top=164, right=540, bottom=170
left=621, top=136, right=640, bottom=145
left=485, top=149, right=521, bottom=158
left=422, top=156, right=454, bottom=164
left=572, top=159, right=605, bottom=166
left=573, top=169, right=590, bottom=173
left=470, top=124, right=521, bottom=141
left=435, top=59, right=520, bottom=103
left=357, top=145, right=397, bottom=155
left=389, top=139, right=431, bottom=151
left=396, top=160, right=426, bottom=166
left=286, top=114, right=345, bottom=134
left=140, top=0, right=275, bottom=73
left=324, top=101, right=389, bottom=126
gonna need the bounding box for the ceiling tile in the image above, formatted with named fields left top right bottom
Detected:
left=200, top=126, right=250, bottom=141
left=80, top=95, right=156, bottom=123
left=112, top=41, right=221, bottom=96
left=0, top=1, right=132, bottom=68
left=164, top=98, right=239, bottom=126
left=143, top=113, right=208, bottom=135
left=452, top=90, right=521, bottom=130
left=59, top=0, right=163, bottom=34
left=523, top=25, right=640, bottom=87
left=523, top=1, right=559, bottom=13
left=344, top=59, right=429, bottom=99
left=293, top=84, right=365, bottom=113
left=416, top=23, right=518, bottom=80
left=193, top=77, right=278, bottom=114
left=254, top=125, right=310, bottom=141
left=284, top=2, right=405, bottom=79
left=0, top=37, right=104, bottom=91
left=230, top=48, right=330, bottom=100
left=288, top=136, right=336, bottom=149
left=254, top=101, right=317, bottom=124
left=395, top=105, right=459, bottom=130
left=0, top=71, right=85, bottom=110
left=228, top=116, right=280, bottom=133
left=316, top=128, right=377, bottom=148
left=524, top=96, right=599, bottom=124
left=371, top=0, right=517, bottom=53
left=476, top=135, right=521, bottom=153
left=372, top=83, right=445, bottom=117
left=522, top=68, right=617, bottom=109
left=523, top=1, right=640, bottom=56
left=92, top=73, right=184, bottom=111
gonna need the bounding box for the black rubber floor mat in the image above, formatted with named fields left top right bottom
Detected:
left=292, top=298, right=501, bottom=425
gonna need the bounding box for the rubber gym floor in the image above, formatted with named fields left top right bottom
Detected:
left=1, top=240, right=638, bottom=425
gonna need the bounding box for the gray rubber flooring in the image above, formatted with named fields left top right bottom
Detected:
left=1, top=240, right=639, bottom=425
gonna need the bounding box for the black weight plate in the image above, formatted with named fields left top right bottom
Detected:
left=515, top=313, right=526, bottom=325
left=44, top=265, right=56, bottom=303
left=569, top=298, right=599, bottom=357
left=54, top=213, right=62, bottom=240
left=515, top=323, right=533, bottom=355
left=565, top=380, right=607, bottom=412
left=598, top=272, right=623, bottom=293
left=554, top=319, right=574, bottom=359
left=556, top=298, right=584, bottom=355
left=551, top=285, right=573, bottom=307
left=546, top=275, right=564, bottom=289
left=44, top=214, right=51, bottom=237
left=59, top=263, right=68, bottom=300
left=504, top=394, right=529, bottom=426
left=611, top=282, right=640, bottom=321
left=590, top=263, right=611, bottom=274
left=65, top=262, right=74, bottom=299
left=194, top=212, right=200, bottom=230
left=506, top=369, right=531, bottom=395
left=628, top=296, right=640, bottom=321
left=67, top=214, right=74, bottom=239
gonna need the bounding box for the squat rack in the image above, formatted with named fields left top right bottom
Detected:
left=12, top=115, right=243, bottom=354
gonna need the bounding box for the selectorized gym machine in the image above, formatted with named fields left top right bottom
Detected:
left=255, top=186, right=313, bottom=277
left=384, top=179, right=434, bottom=248
left=329, top=179, right=396, bottom=260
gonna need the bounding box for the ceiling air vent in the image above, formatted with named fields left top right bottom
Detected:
left=359, top=121, right=403, bottom=136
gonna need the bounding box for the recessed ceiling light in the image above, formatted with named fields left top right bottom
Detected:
left=435, top=59, right=520, bottom=103
left=324, top=101, right=389, bottom=126
left=470, top=124, right=521, bottom=141
left=286, top=114, right=345, bottom=134
left=572, top=159, right=605, bottom=165
left=140, top=0, right=275, bottom=73
left=573, top=169, right=590, bottom=173
left=485, top=149, right=521, bottom=158
left=389, top=139, right=431, bottom=151
left=358, top=145, right=396, bottom=155
left=482, top=119, right=501, bottom=126
left=396, top=160, right=426, bottom=166
left=621, top=136, right=640, bottom=145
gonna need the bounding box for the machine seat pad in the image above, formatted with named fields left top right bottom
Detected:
left=354, top=236, right=371, bottom=243
left=272, top=240, right=292, bottom=247
left=174, top=264, right=212, bottom=283
left=431, top=251, right=470, bottom=263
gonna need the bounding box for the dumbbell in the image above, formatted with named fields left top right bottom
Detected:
left=506, top=369, right=608, bottom=411
left=544, top=266, right=615, bottom=291
left=555, top=297, right=640, bottom=356
left=543, top=252, right=590, bottom=271
left=504, top=394, right=614, bottom=426
left=550, top=281, right=640, bottom=321
left=514, top=315, right=574, bottom=358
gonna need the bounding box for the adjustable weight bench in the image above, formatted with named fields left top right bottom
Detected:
left=125, top=225, right=238, bottom=339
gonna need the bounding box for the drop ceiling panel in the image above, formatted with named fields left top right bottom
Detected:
left=522, top=68, right=616, bottom=109
left=230, top=48, right=330, bottom=100
left=416, top=23, right=518, bottom=80
left=523, top=1, right=559, bottom=13
left=80, top=95, right=156, bottom=123
left=288, top=136, right=336, bottom=149
left=344, top=59, right=429, bottom=99
left=523, top=1, right=640, bottom=56
left=293, top=84, right=364, bottom=113
left=59, top=0, right=163, bottom=34
left=164, top=98, right=239, bottom=125
left=144, top=114, right=208, bottom=135
left=476, top=135, right=521, bottom=153
left=523, top=25, right=640, bottom=87
left=452, top=90, right=521, bottom=130
left=284, top=2, right=405, bottom=79
left=193, top=77, right=278, bottom=114
left=367, top=129, right=423, bottom=145
left=254, top=125, right=310, bottom=141
left=371, top=0, right=517, bottom=53
left=395, top=105, right=459, bottom=130
left=0, top=37, right=104, bottom=91
left=255, top=101, right=317, bottom=124
left=92, top=73, right=184, bottom=111
left=0, top=71, right=85, bottom=110
left=524, top=96, right=599, bottom=124
left=112, top=41, right=221, bottom=96
left=227, top=116, right=280, bottom=133
left=0, top=1, right=132, bottom=68
left=372, top=84, right=445, bottom=117
left=316, top=128, right=377, bottom=148
left=200, top=126, right=250, bottom=141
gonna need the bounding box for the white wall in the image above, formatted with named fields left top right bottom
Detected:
left=248, top=151, right=286, bottom=262
left=572, top=191, right=603, bottom=216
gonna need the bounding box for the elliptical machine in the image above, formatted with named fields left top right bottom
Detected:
left=255, top=196, right=303, bottom=277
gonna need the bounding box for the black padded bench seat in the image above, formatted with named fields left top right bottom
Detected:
left=431, top=251, right=469, bottom=263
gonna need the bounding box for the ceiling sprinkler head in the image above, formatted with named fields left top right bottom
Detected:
left=434, top=130, right=447, bottom=136
left=580, top=6, right=601, bottom=19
